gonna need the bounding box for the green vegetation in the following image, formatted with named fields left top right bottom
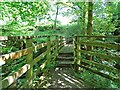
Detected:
left=0, top=1, right=120, bottom=89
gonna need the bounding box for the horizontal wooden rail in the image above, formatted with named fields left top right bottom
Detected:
left=79, top=64, right=120, bottom=83
left=0, top=43, right=48, bottom=66
left=35, top=60, right=48, bottom=76
left=0, top=35, right=60, bottom=41
left=75, top=35, right=120, bottom=38
left=0, top=47, right=32, bottom=66
left=74, top=35, right=120, bottom=84
left=34, top=43, right=47, bottom=50
left=81, top=59, right=120, bottom=75
left=31, top=51, right=47, bottom=66
left=1, top=35, right=67, bottom=89
left=23, top=49, right=59, bottom=88
left=77, top=50, right=119, bottom=63
left=78, top=41, right=120, bottom=50
left=2, top=64, right=30, bottom=88
left=58, top=44, right=64, bottom=51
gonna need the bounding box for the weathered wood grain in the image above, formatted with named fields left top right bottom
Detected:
left=2, top=64, right=30, bottom=88
left=0, top=47, right=32, bottom=66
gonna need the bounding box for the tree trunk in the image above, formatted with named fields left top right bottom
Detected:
left=86, top=1, right=93, bottom=60
left=53, top=5, right=59, bottom=30
left=87, top=1, right=93, bottom=35
left=82, top=1, right=86, bottom=35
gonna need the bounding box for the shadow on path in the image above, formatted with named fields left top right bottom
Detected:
left=40, top=67, right=88, bottom=88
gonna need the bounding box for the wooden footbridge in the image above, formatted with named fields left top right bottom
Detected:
left=0, top=35, right=120, bottom=89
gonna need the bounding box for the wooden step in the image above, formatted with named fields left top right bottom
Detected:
left=56, top=64, right=74, bottom=67
left=57, top=56, right=74, bottom=60
left=56, top=61, right=74, bottom=64
left=56, top=61, right=74, bottom=67
left=58, top=53, right=73, bottom=57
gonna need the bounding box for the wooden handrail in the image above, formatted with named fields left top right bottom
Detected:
left=0, top=47, right=32, bottom=66
left=79, top=64, right=120, bottom=83
left=0, top=42, right=48, bottom=66
left=77, top=41, right=120, bottom=50
left=74, top=35, right=120, bottom=83
left=1, top=35, right=64, bottom=88
left=2, top=64, right=30, bottom=88
left=81, top=59, right=120, bottom=75
left=77, top=49, right=119, bottom=62
left=0, top=35, right=62, bottom=41
left=74, top=35, right=120, bottom=38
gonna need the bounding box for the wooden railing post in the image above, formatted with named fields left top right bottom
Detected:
left=55, top=35, right=58, bottom=58
left=74, top=36, right=81, bottom=72
left=26, top=38, right=33, bottom=86
left=47, top=36, right=51, bottom=63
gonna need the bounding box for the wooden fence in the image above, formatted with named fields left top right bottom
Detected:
left=74, top=35, right=120, bottom=83
left=0, top=35, right=64, bottom=89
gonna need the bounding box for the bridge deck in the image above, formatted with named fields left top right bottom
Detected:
left=40, top=67, right=89, bottom=88
left=38, top=44, right=89, bottom=88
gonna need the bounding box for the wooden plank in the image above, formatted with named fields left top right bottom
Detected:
left=0, top=42, right=48, bottom=66
left=0, top=42, right=47, bottom=66
left=79, top=64, right=120, bottom=83
left=34, top=43, right=47, bottom=50
left=1, top=35, right=118, bottom=41
left=35, top=60, right=48, bottom=76
left=35, top=49, right=57, bottom=76
left=2, top=64, right=30, bottom=88
left=81, top=59, right=120, bottom=75
left=0, top=35, right=59, bottom=40
left=58, top=44, right=64, bottom=51
left=52, top=54, right=57, bottom=61
left=78, top=50, right=119, bottom=63
left=21, top=56, right=48, bottom=88
left=31, top=51, right=47, bottom=66
left=0, top=36, right=8, bottom=41
left=78, top=41, right=120, bottom=50
left=34, top=68, right=48, bottom=88
left=8, top=81, right=16, bottom=88
left=0, top=47, right=32, bottom=66
left=76, top=35, right=120, bottom=38
left=57, top=56, right=74, bottom=60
